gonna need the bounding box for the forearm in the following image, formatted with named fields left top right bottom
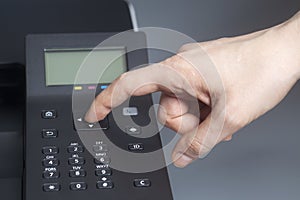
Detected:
left=274, top=11, right=300, bottom=81
left=288, top=12, right=300, bottom=80
left=284, top=11, right=300, bottom=80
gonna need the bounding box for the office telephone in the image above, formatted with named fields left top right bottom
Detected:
left=25, top=32, right=173, bottom=200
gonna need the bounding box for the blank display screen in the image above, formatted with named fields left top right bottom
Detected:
left=44, top=48, right=127, bottom=86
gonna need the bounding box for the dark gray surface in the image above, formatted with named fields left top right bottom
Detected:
left=129, top=0, right=300, bottom=199
left=0, top=1, right=134, bottom=199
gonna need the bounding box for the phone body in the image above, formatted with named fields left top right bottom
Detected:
left=25, top=32, right=173, bottom=200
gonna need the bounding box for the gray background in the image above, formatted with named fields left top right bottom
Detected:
left=128, top=0, right=300, bottom=199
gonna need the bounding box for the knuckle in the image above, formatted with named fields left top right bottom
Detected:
left=95, top=93, right=111, bottom=109
left=157, top=108, right=167, bottom=125
left=161, top=55, right=188, bottom=72
left=116, top=72, right=132, bottom=94
left=161, top=55, right=181, bottom=67
left=158, top=111, right=174, bottom=128
left=117, top=72, right=129, bottom=82
left=187, top=139, right=203, bottom=157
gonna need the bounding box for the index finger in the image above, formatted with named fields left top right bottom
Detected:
left=85, top=63, right=171, bottom=123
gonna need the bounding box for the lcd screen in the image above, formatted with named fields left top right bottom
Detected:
left=44, top=48, right=127, bottom=86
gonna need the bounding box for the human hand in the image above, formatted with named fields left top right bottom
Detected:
left=85, top=12, right=300, bottom=168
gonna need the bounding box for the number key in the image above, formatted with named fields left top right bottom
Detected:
left=68, top=157, right=85, bottom=165
left=67, top=145, right=84, bottom=153
left=70, top=182, right=87, bottom=191
left=43, top=171, right=60, bottom=179
left=42, top=146, right=58, bottom=155
left=43, top=158, right=59, bottom=167
left=69, top=169, right=86, bottom=178
left=95, top=168, right=112, bottom=176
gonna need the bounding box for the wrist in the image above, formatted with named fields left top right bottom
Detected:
left=266, top=12, right=300, bottom=81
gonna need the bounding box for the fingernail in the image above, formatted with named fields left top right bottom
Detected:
left=174, top=153, right=193, bottom=168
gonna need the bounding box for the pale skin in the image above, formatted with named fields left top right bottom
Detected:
left=85, top=11, right=300, bottom=168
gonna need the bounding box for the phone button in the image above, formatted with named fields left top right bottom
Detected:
left=95, top=168, right=112, bottom=176
left=67, top=145, right=84, bottom=153
left=42, top=129, right=58, bottom=138
left=93, top=144, right=108, bottom=152
left=43, top=171, right=60, bottom=179
left=94, top=156, right=110, bottom=164
left=134, top=179, right=151, bottom=187
left=123, top=107, right=138, bottom=116
left=97, top=181, right=114, bottom=189
left=41, top=110, right=57, bottom=119
left=43, top=183, right=60, bottom=192
left=68, top=157, right=85, bottom=165
left=42, top=146, right=58, bottom=155
left=70, top=182, right=87, bottom=191
left=43, top=158, right=59, bottom=167
left=125, top=126, right=141, bottom=135
left=69, top=169, right=86, bottom=178
left=128, top=143, right=144, bottom=151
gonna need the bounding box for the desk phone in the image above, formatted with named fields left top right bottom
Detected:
left=25, top=32, right=173, bottom=200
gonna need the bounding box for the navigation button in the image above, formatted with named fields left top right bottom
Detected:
left=134, top=179, right=151, bottom=187
left=122, top=107, right=138, bottom=116
left=74, top=114, right=109, bottom=130
left=100, top=176, right=111, bottom=181
left=88, top=123, right=95, bottom=128
left=43, top=183, right=60, bottom=192
left=125, top=126, right=141, bottom=135
left=42, top=129, right=58, bottom=138
left=42, top=110, right=57, bottom=119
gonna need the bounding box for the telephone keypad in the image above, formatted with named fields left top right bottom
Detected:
left=41, top=141, right=116, bottom=191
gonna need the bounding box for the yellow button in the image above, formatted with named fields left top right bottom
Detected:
left=74, top=86, right=83, bottom=91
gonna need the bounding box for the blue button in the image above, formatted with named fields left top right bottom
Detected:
left=100, top=85, right=108, bottom=90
